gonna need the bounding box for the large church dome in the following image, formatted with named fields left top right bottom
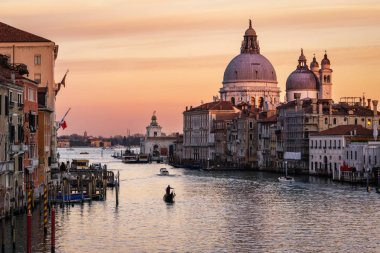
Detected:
left=219, top=20, right=280, bottom=110
left=223, top=53, right=277, bottom=84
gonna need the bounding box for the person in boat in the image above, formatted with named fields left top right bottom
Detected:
left=166, top=185, right=173, bottom=196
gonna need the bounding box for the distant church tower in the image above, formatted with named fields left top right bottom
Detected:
left=146, top=111, right=162, bottom=137
left=319, top=51, right=333, bottom=99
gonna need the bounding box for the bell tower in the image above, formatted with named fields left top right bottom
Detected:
left=319, top=51, right=333, bottom=99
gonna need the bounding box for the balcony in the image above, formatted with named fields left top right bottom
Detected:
left=18, top=103, right=24, bottom=110
left=9, top=101, right=15, bottom=108
left=0, top=161, right=15, bottom=174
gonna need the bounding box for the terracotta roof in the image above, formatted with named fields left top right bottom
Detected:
left=313, top=125, right=373, bottom=136
left=0, top=22, right=51, bottom=43
left=186, top=101, right=238, bottom=112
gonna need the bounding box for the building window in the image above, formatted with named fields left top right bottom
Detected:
left=17, top=93, right=22, bottom=105
left=34, top=54, right=41, bottom=65
left=311, top=162, right=313, bottom=171
left=367, top=119, right=372, bottom=126
left=28, top=88, right=36, bottom=102
left=355, top=151, right=357, bottom=160
left=34, top=73, right=41, bottom=84
left=329, top=140, right=332, bottom=149
left=334, top=140, right=336, bottom=149
left=333, top=118, right=336, bottom=124
left=338, top=140, right=341, bottom=149
left=325, top=118, right=328, bottom=125
left=355, top=118, right=358, bottom=125
left=346, top=151, right=349, bottom=159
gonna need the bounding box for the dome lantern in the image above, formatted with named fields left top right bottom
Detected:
left=241, top=19, right=260, bottom=54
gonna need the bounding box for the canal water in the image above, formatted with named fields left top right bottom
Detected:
left=2, top=148, right=380, bottom=252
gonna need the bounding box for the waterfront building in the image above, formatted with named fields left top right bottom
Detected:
left=0, top=22, right=61, bottom=176
left=182, top=101, right=240, bottom=166
left=219, top=20, right=280, bottom=110
left=343, top=141, right=380, bottom=182
left=225, top=104, right=258, bottom=168
left=16, top=68, right=40, bottom=196
left=0, top=55, right=26, bottom=213
left=57, top=139, right=70, bottom=148
left=37, top=87, right=53, bottom=187
left=309, top=125, right=373, bottom=178
left=257, top=111, right=277, bottom=169
left=140, top=112, right=176, bottom=161
left=278, top=95, right=379, bottom=173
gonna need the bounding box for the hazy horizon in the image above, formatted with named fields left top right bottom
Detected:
left=2, top=0, right=380, bottom=136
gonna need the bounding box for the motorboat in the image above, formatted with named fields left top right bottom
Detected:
left=163, top=192, right=175, bottom=203
left=278, top=160, right=295, bottom=183
left=80, top=152, right=89, bottom=155
left=159, top=168, right=169, bottom=176
left=122, top=155, right=138, bottom=163
left=278, top=176, right=295, bottom=183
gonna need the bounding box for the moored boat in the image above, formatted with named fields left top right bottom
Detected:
left=122, top=155, right=139, bottom=163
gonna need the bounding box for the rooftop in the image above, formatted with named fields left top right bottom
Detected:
left=312, top=125, right=373, bottom=136
left=0, top=22, right=51, bottom=43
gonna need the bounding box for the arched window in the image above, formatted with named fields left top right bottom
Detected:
left=231, top=97, right=235, bottom=105
left=355, top=118, right=358, bottom=125
left=333, top=118, right=336, bottom=124
left=327, top=75, right=330, bottom=83
left=324, top=75, right=327, bottom=82
left=325, top=118, right=328, bottom=124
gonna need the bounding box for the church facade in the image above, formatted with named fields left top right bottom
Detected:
left=140, top=113, right=176, bottom=161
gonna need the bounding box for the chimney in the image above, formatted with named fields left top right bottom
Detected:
left=11, top=72, right=15, bottom=83
left=329, top=100, right=332, bottom=115
left=372, top=100, right=378, bottom=117
left=186, top=106, right=188, bottom=111
left=367, top=99, right=371, bottom=109
left=311, top=98, right=317, bottom=114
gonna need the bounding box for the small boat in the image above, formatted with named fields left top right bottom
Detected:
left=163, top=192, right=175, bottom=203
left=122, top=155, right=139, bottom=163
left=138, top=154, right=149, bottom=163
left=278, top=176, right=295, bottom=183
left=159, top=168, right=169, bottom=176
left=278, top=160, right=295, bottom=183
left=80, top=152, right=89, bottom=155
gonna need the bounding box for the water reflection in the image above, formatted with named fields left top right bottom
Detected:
left=2, top=148, right=380, bottom=252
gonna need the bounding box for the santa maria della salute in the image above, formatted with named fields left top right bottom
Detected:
left=219, top=20, right=333, bottom=108
left=178, top=20, right=379, bottom=178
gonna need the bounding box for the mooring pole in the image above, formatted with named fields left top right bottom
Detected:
left=51, top=207, right=56, bottom=253
left=1, top=217, right=5, bottom=253
left=11, top=207, right=16, bottom=250
left=44, top=185, right=48, bottom=236
left=27, top=210, right=32, bottom=253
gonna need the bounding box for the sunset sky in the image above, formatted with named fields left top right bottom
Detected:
left=2, top=0, right=380, bottom=136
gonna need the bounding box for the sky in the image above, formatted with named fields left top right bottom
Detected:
left=2, top=0, right=380, bottom=136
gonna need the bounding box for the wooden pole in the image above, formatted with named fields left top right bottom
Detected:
left=44, top=185, right=48, bottom=236
left=27, top=210, right=32, bottom=253
left=1, top=218, right=5, bottom=253
left=11, top=208, right=15, bottom=250
left=51, top=207, right=56, bottom=253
